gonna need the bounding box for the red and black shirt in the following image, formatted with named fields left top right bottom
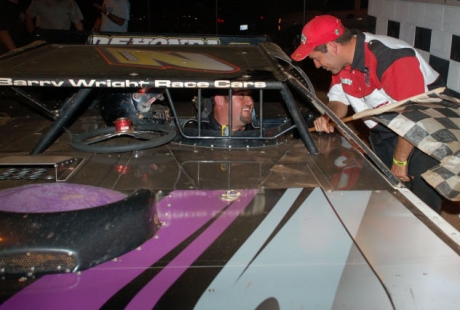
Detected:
left=328, top=31, right=440, bottom=128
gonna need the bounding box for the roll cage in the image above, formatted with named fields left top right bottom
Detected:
left=0, top=34, right=399, bottom=186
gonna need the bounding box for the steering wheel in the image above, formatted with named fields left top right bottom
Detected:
left=71, top=123, right=176, bottom=153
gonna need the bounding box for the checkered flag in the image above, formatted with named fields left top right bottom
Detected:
left=353, top=88, right=460, bottom=201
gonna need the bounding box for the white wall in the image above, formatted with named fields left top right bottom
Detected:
left=369, top=0, right=460, bottom=94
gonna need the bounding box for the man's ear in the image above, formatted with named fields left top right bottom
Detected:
left=327, top=41, right=338, bottom=55
left=214, top=95, right=225, bottom=109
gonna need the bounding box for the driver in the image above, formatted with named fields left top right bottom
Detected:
left=185, top=89, right=256, bottom=136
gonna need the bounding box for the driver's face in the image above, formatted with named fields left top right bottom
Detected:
left=224, top=91, right=254, bottom=129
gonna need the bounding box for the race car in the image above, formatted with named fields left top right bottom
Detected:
left=0, top=33, right=459, bottom=309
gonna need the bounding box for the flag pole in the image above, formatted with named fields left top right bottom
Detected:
left=352, top=87, right=448, bottom=120
left=307, top=87, right=456, bottom=132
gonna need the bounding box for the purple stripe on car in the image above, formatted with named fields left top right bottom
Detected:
left=0, top=189, right=257, bottom=310
left=126, top=189, right=258, bottom=309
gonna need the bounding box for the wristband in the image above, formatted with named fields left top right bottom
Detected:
left=393, top=157, right=408, bottom=166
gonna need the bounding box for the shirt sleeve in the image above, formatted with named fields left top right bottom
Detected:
left=327, top=77, right=350, bottom=106
left=70, top=0, right=84, bottom=23
left=111, top=0, right=130, bottom=21
left=26, top=0, right=39, bottom=18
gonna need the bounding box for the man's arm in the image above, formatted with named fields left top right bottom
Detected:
left=0, top=30, right=16, bottom=51
left=25, top=13, right=35, bottom=33
left=105, top=11, right=126, bottom=27
left=313, top=100, right=348, bottom=133
left=380, top=55, right=428, bottom=181
left=74, top=21, right=84, bottom=31
left=391, top=136, right=414, bottom=182
left=93, top=16, right=101, bottom=31
left=93, top=4, right=126, bottom=26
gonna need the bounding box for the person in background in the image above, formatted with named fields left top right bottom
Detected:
left=26, top=0, right=84, bottom=32
left=93, top=0, right=129, bottom=33
left=291, top=15, right=445, bottom=213
left=184, top=89, right=255, bottom=136
left=0, top=0, right=21, bottom=52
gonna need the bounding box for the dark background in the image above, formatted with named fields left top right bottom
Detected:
left=11, top=0, right=367, bottom=38
left=5, top=0, right=369, bottom=94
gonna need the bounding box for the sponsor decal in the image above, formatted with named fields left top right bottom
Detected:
left=97, top=47, right=239, bottom=73
left=90, top=35, right=221, bottom=46
left=0, top=78, right=267, bottom=89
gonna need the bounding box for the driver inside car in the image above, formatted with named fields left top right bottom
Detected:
left=184, top=89, right=256, bottom=136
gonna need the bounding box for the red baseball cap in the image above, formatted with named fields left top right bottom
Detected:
left=291, top=15, right=345, bottom=61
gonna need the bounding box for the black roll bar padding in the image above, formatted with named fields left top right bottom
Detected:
left=197, top=88, right=202, bottom=136
left=259, top=89, right=264, bottom=136
left=228, top=88, right=233, bottom=134
left=30, top=88, right=92, bottom=154
left=280, top=84, right=318, bottom=154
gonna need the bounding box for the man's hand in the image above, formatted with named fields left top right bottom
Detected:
left=314, top=115, right=335, bottom=133
left=313, top=101, right=349, bottom=133
left=391, top=163, right=412, bottom=183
